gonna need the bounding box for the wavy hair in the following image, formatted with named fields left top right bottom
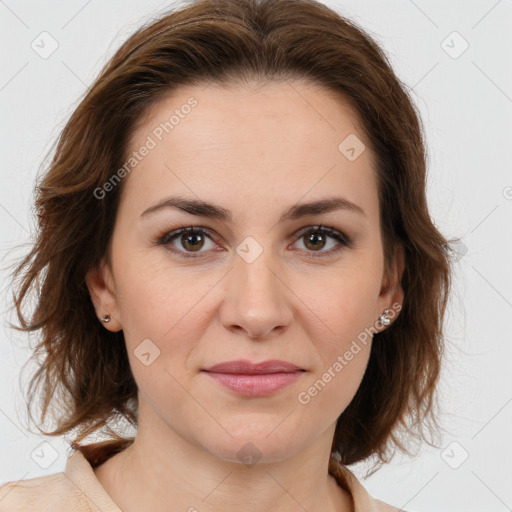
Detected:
left=7, top=0, right=456, bottom=474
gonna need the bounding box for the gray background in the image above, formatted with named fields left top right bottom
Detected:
left=1, top=1, right=511, bottom=511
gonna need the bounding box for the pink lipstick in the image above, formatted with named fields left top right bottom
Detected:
left=202, top=359, right=305, bottom=397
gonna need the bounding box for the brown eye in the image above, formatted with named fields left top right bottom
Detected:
left=292, top=226, right=353, bottom=259
left=303, top=231, right=327, bottom=251
left=157, top=224, right=353, bottom=261
left=158, top=227, right=218, bottom=258
left=179, top=230, right=206, bottom=252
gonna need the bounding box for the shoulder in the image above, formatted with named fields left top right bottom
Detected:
left=374, top=497, right=405, bottom=511
left=0, top=448, right=122, bottom=512
left=0, top=471, right=78, bottom=511
left=328, top=457, right=406, bottom=512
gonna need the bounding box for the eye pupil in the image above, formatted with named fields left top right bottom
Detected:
left=182, top=231, right=204, bottom=252
left=304, top=232, right=326, bottom=251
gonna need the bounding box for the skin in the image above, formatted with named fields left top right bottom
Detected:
left=86, top=79, right=404, bottom=512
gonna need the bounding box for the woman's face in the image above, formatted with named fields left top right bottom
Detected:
left=87, top=80, right=403, bottom=463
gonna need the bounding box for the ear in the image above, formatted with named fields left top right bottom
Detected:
left=376, top=243, right=405, bottom=330
left=85, top=258, right=122, bottom=332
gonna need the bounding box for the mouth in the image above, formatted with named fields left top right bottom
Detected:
left=201, top=359, right=306, bottom=397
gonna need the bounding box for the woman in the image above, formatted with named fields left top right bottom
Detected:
left=0, top=0, right=454, bottom=510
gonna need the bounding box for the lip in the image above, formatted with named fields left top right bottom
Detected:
left=202, top=359, right=304, bottom=374
left=201, top=359, right=305, bottom=397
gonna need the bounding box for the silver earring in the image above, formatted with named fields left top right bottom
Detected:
left=378, top=309, right=393, bottom=326
left=101, top=314, right=111, bottom=323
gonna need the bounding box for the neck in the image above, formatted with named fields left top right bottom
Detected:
left=93, top=402, right=353, bottom=512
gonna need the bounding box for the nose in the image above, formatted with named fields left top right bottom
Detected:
left=219, top=247, right=293, bottom=340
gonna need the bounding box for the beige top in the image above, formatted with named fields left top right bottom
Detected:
left=0, top=448, right=401, bottom=511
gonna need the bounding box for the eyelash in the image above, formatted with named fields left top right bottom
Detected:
left=154, top=223, right=354, bottom=260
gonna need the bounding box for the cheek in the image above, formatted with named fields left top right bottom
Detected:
left=113, top=245, right=213, bottom=338
left=299, top=264, right=382, bottom=350
left=293, top=261, right=381, bottom=406
left=296, top=346, right=371, bottom=429
left=110, top=250, right=218, bottom=400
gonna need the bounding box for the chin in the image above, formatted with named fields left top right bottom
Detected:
left=202, top=425, right=304, bottom=466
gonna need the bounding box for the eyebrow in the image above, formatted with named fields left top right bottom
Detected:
left=140, top=195, right=365, bottom=222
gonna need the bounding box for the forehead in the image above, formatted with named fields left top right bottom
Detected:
left=121, top=80, right=378, bottom=222
left=131, top=79, right=366, bottom=154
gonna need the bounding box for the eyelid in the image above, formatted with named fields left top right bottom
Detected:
left=292, top=224, right=352, bottom=244
left=156, top=224, right=353, bottom=259
left=157, top=225, right=222, bottom=250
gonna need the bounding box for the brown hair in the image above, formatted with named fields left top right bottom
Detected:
left=7, top=0, right=456, bottom=474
